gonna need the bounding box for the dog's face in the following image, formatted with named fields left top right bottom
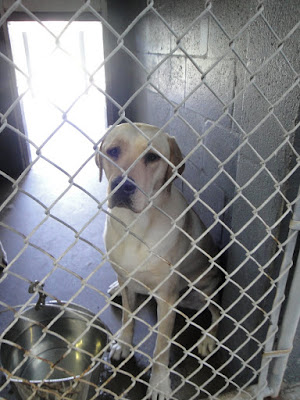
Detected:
left=95, top=123, right=184, bottom=213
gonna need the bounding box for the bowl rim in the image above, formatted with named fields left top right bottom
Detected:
left=0, top=301, right=110, bottom=384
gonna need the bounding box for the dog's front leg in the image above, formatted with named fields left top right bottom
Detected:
left=148, top=292, right=177, bottom=400
left=197, top=302, right=220, bottom=357
left=110, top=279, right=136, bottom=361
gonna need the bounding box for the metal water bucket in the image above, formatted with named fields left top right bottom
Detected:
left=0, top=302, right=109, bottom=399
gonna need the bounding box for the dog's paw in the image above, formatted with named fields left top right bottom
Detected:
left=109, top=340, right=131, bottom=361
left=147, top=369, right=171, bottom=400
left=108, top=280, right=121, bottom=296
left=197, top=335, right=217, bottom=357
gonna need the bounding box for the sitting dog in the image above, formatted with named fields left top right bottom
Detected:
left=95, top=123, right=222, bottom=400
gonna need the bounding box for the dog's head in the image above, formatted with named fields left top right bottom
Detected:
left=95, top=123, right=184, bottom=213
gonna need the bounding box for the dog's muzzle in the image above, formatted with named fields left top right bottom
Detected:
left=110, top=176, right=136, bottom=209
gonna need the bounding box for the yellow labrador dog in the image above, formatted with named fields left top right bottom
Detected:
left=96, top=123, right=221, bottom=400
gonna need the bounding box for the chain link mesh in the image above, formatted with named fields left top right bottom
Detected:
left=0, top=1, right=299, bottom=399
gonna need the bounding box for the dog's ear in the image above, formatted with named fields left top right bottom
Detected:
left=95, top=141, right=104, bottom=182
left=165, top=136, right=185, bottom=184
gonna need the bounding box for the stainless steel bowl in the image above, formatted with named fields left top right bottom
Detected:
left=0, top=302, right=109, bottom=399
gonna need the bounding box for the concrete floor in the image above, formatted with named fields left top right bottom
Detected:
left=0, top=161, right=227, bottom=399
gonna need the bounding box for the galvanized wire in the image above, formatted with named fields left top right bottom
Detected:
left=0, top=1, right=299, bottom=400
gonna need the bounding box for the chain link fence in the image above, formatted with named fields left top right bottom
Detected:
left=0, top=1, right=299, bottom=399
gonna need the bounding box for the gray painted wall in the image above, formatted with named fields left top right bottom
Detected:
left=117, top=0, right=300, bottom=387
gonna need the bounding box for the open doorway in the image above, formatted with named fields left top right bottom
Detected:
left=7, top=20, right=106, bottom=174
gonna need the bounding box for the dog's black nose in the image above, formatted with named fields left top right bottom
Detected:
left=110, top=177, right=136, bottom=209
left=111, top=176, right=136, bottom=196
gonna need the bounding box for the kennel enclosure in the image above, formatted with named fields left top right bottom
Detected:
left=0, top=0, right=300, bottom=399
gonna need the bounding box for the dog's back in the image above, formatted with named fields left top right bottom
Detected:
left=159, top=185, right=221, bottom=300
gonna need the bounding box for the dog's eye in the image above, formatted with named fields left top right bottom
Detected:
left=107, top=147, right=120, bottom=159
left=144, top=152, right=161, bottom=164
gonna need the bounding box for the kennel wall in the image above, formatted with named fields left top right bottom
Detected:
left=0, top=0, right=300, bottom=399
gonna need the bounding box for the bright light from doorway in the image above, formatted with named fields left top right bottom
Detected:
left=8, top=21, right=106, bottom=173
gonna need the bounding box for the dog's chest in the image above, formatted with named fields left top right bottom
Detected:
left=105, top=213, right=174, bottom=276
left=109, top=237, right=151, bottom=273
